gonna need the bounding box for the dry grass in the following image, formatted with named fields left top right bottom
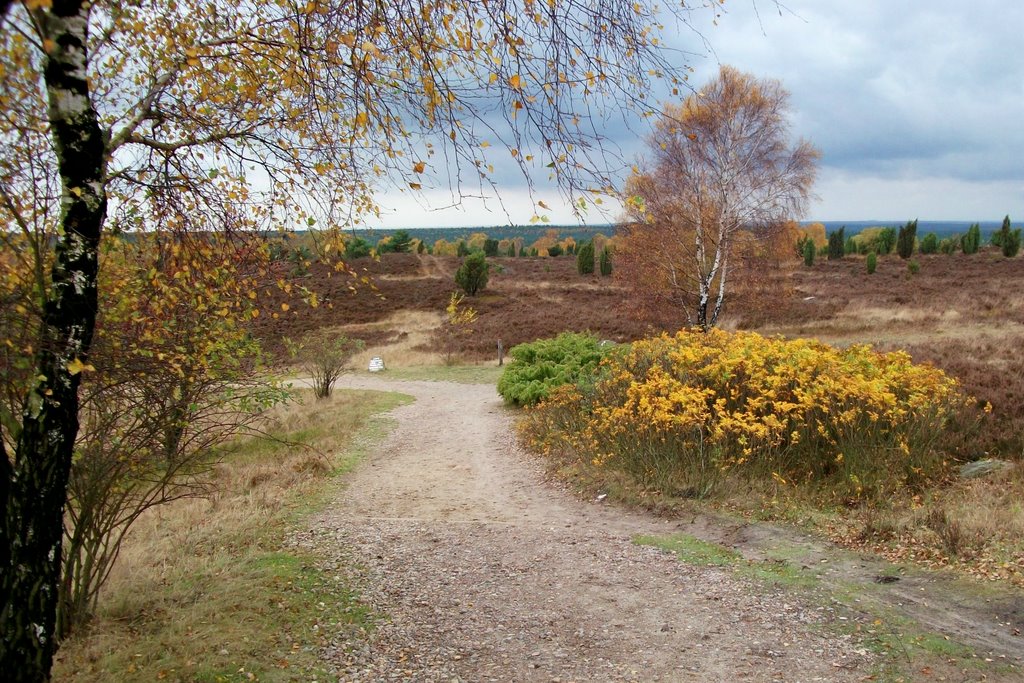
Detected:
left=52, top=387, right=412, bottom=683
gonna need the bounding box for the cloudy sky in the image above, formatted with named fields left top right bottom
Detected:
left=372, top=0, right=1023, bottom=228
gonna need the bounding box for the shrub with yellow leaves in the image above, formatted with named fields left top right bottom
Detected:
left=523, top=329, right=965, bottom=500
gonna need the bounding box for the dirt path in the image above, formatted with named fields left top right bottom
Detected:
left=288, top=376, right=1022, bottom=681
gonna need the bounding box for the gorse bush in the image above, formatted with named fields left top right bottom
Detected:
left=497, top=332, right=610, bottom=406
left=940, top=235, right=961, bottom=255
left=523, top=329, right=964, bottom=500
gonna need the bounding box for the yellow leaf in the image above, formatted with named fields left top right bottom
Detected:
left=508, top=74, right=523, bottom=89
left=41, top=39, right=56, bottom=54
left=355, top=111, right=368, bottom=127
left=280, top=303, right=289, bottom=311
left=409, top=182, right=422, bottom=190
left=66, top=358, right=95, bottom=376
left=413, top=161, right=426, bottom=173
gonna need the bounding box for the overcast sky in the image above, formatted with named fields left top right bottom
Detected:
left=371, top=0, right=1023, bottom=228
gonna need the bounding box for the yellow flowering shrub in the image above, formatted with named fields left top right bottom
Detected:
left=523, top=329, right=965, bottom=499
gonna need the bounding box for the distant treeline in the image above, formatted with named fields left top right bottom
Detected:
left=311, top=220, right=1005, bottom=245
left=810, top=221, right=1005, bottom=240
left=316, top=224, right=616, bottom=246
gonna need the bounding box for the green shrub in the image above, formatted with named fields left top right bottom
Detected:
left=940, top=235, right=961, bottom=255
left=827, top=227, right=845, bottom=260
left=844, top=236, right=857, bottom=255
left=919, top=232, right=938, bottom=254
left=877, top=227, right=897, bottom=254
left=523, top=330, right=964, bottom=500
left=866, top=252, right=877, bottom=274
left=962, top=223, right=981, bottom=254
left=483, top=238, right=500, bottom=257
left=547, top=244, right=563, bottom=257
left=456, top=240, right=470, bottom=257
left=497, top=332, right=610, bottom=406
left=997, top=215, right=1021, bottom=257
left=896, top=219, right=917, bottom=259
left=343, top=236, right=372, bottom=259
left=794, top=234, right=811, bottom=259
left=599, top=245, right=613, bottom=276
left=507, top=243, right=517, bottom=257
left=454, top=252, right=489, bottom=295
left=802, top=237, right=815, bottom=267
left=576, top=240, right=595, bottom=274
left=908, top=259, right=920, bottom=275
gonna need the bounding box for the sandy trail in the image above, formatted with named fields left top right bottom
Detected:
left=288, top=376, right=885, bottom=682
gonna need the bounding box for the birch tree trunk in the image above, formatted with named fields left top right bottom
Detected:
left=0, top=2, right=107, bottom=679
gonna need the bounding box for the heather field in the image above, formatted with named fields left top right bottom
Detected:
left=255, top=249, right=1024, bottom=460
left=251, top=247, right=1024, bottom=586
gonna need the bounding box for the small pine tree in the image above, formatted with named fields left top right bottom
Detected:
left=844, top=236, right=857, bottom=255
left=802, top=237, right=815, bottom=267
left=896, top=219, right=917, bottom=259
left=577, top=240, right=595, bottom=274
left=599, top=245, right=612, bottom=276
left=547, top=244, right=563, bottom=258
left=962, top=223, right=981, bottom=254
left=919, top=232, right=938, bottom=254
left=866, top=251, right=877, bottom=274
left=454, top=252, right=489, bottom=295
left=827, top=227, right=845, bottom=260
left=483, top=238, right=500, bottom=257
left=506, top=243, right=517, bottom=257
left=998, top=215, right=1021, bottom=257
left=908, top=259, right=920, bottom=275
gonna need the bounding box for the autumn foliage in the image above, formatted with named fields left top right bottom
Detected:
left=523, top=330, right=964, bottom=500
left=617, top=67, right=818, bottom=330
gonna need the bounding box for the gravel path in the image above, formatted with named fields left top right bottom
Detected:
left=288, top=376, right=876, bottom=682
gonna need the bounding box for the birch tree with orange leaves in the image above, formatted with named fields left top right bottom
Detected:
left=0, top=1, right=736, bottom=679
left=618, top=66, right=819, bottom=331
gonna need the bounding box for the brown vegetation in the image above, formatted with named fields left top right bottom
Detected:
left=253, top=247, right=1024, bottom=462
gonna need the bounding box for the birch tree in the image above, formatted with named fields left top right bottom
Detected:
left=0, top=0, right=724, bottom=679
left=618, top=66, right=818, bottom=331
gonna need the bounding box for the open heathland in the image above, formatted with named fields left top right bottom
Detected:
left=252, top=247, right=1024, bottom=586
left=254, top=249, right=1024, bottom=459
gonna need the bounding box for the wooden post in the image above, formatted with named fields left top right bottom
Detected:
left=497, top=339, right=504, bottom=366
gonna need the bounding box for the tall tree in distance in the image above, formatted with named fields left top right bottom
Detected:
left=617, top=66, right=819, bottom=330
left=0, top=1, right=732, bottom=679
